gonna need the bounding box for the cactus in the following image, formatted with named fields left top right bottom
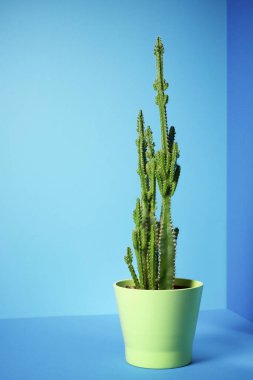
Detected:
left=124, top=37, right=180, bottom=290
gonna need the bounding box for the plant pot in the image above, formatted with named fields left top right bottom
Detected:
left=114, top=278, right=203, bottom=369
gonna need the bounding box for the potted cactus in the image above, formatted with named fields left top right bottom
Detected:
left=114, top=37, right=203, bottom=369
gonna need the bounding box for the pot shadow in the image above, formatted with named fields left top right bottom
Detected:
left=193, top=309, right=253, bottom=368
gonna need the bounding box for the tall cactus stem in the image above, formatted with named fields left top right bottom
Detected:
left=154, top=37, right=169, bottom=156
left=158, top=198, right=176, bottom=289
left=124, top=37, right=180, bottom=290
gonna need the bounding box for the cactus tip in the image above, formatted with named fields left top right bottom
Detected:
left=154, top=36, right=164, bottom=55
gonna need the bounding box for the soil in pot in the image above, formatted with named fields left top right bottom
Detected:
left=125, top=285, right=189, bottom=290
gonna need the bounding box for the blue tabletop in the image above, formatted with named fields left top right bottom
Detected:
left=0, top=309, right=252, bottom=380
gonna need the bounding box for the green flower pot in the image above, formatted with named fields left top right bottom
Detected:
left=114, top=278, right=203, bottom=369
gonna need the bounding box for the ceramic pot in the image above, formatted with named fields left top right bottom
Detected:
left=114, top=278, right=203, bottom=369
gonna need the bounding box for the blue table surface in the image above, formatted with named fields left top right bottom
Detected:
left=0, top=309, right=252, bottom=380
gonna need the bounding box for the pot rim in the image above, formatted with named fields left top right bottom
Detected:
left=114, top=278, right=203, bottom=292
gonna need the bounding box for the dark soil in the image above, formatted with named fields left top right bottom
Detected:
left=125, top=285, right=189, bottom=290
left=173, top=286, right=189, bottom=290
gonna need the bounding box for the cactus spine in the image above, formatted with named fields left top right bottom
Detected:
left=124, top=37, right=180, bottom=290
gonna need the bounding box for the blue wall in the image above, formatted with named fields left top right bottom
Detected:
left=0, top=0, right=226, bottom=318
left=228, top=0, right=253, bottom=322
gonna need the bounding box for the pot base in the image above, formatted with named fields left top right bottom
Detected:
left=126, top=347, right=192, bottom=369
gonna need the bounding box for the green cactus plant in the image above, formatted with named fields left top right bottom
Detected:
left=124, top=37, right=180, bottom=290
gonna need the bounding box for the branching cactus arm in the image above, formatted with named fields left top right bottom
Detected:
left=124, top=247, right=140, bottom=289
left=132, top=198, right=144, bottom=288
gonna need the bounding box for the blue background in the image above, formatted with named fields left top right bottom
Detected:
left=228, top=0, right=253, bottom=322
left=0, top=0, right=226, bottom=318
